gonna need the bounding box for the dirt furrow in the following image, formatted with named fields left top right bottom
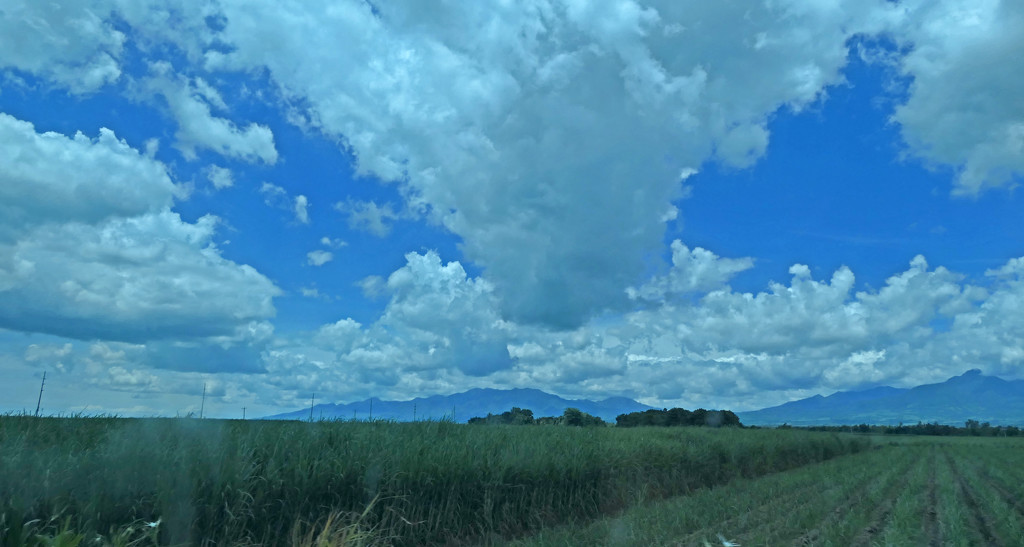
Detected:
left=848, top=451, right=919, bottom=547
left=667, top=451, right=897, bottom=547
left=924, top=446, right=941, bottom=547
left=964, top=459, right=1024, bottom=520
left=942, top=451, right=1003, bottom=547
left=661, top=450, right=898, bottom=547
left=668, top=479, right=834, bottom=546
left=791, top=450, right=913, bottom=547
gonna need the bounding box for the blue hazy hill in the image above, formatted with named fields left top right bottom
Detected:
left=264, top=388, right=654, bottom=423
left=739, top=369, right=1024, bottom=426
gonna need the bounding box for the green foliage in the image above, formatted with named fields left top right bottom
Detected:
left=467, top=407, right=605, bottom=426
left=800, top=421, right=1021, bottom=437
left=561, top=408, right=605, bottom=427
left=467, top=407, right=535, bottom=425
left=0, top=415, right=867, bottom=546
left=615, top=407, right=742, bottom=428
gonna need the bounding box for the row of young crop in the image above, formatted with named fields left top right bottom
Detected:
left=0, top=416, right=868, bottom=546
left=513, top=437, right=1024, bottom=546
left=513, top=440, right=914, bottom=545
left=943, top=441, right=1024, bottom=544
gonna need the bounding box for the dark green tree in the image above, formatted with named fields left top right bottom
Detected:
left=467, top=407, right=536, bottom=425
left=616, top=407, right=742, bottom=428
left=562, top=408, right=605, bottom=427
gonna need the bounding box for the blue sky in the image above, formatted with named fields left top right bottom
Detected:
left=1, top=1, right=1022, bottom=418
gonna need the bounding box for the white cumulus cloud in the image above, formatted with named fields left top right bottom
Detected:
left=881, top=0, right=1024, bottom=195
left=205, top=0, right=898, bottom=328
left=0, top=113, right=280, bottom=342
left=7, top=1, right=1024, bottom=414
left=0, top=113, right=175, bottom=233
left=142, top=63, right=278, bottom=164
left=0, top=1, right=124, bottom=92
left=320, top=236, right=347, bottom=249
left=263, top=251, right=1022, bottom=411
left=264, top=251, right=514, bottom=402
left=336, top=200, right=400, bottom=238
left=205, top=165, right=234, bottom=189
left=293, top=195, right=310, bottom=224
left=260, top=182, right=309, bottom=224
left=306, top=250, right=332, bottom=266
left=628, top=240, right=754, bottom=301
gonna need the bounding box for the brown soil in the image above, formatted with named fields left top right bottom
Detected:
left=923, top=446, right=941, bottom=547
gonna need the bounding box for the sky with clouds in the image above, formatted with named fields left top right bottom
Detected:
left=1, top=0, right=1023, bottom=418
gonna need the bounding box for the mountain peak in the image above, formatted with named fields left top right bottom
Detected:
left=946, top=368, right=991, bottom=384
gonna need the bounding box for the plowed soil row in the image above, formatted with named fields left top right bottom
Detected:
left=848, top=449, right=920, bottom=547
left=668, top=476, right=844, bottom=546
left=980, top=473, right=1024, bottom=520
left=924, top=445, right=941, bottom=547
left=792, top=447, right=918, bottom=547
left=942, top=450, right=1003, bottom=546
left=960, top=453, right=1024, bottom=521
left=664, top=448, right=900, bottom=546
left=731, top=449, right=910, bottom=546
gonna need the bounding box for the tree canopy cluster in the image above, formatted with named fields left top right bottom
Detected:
left=467, top=407, right=606, bottom=427
left=467, top=406, right=744, bottom=428
left=615, top=408, right=742, bottom=428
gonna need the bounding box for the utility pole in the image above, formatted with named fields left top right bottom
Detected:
left=309, top=393, right=315, bottom=422
left=35, top=372, right=46, bottom=417
left=200, top=382, right=207, bottom=419
left=413, top=402, right=417, bottom=422
left=369, top=397, right=373, bottom=420
left=242, top=407, right=246, bottom=420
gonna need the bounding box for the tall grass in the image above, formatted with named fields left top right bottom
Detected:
left=0, top=415, right=868, bottom=545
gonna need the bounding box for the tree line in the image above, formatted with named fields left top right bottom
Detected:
left=467, top=406, right=743, bottom=428
left=778, top=420, right=1022, bottom=437
left=467, top=407, right=607, bottom=426
left=615, top=407, right=742, bottom=428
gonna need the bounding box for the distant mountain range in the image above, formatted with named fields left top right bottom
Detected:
left=263, top=387, right=654, bottom=423
left=265, top=370, right=1024, bottom=426
left=738, top=369, right=1024, bottom=426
